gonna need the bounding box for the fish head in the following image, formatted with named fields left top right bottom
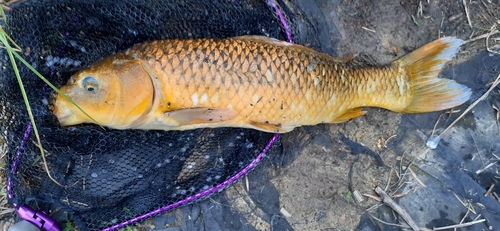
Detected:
left=52, top=57, right=155, bottom=128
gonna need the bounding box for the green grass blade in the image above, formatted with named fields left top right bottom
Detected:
left=0, top=20, right=45, bottom=167
left=0, top=7, right=102, bottom=128
left=0, top=7, right=64, bottom=186
left=0, top=5, right=6, bottom=23
left=0, top=9, right=22, bottom=51
left=0, top=30, right=103, bottom=128
left=4, top=32, right=22, bottom=51
left=411, top=15, right=420, bottom=27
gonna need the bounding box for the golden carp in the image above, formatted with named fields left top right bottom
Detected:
left=52, top=36, right=471, bottom=133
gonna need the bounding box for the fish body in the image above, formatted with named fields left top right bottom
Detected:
left=53, top=36, right=471, bottom=133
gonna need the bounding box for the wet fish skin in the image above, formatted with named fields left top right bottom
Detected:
left=52, top=36, right=471, bottom=133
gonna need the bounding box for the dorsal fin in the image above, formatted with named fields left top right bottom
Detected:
left=232, top=35, right=319, bottom=53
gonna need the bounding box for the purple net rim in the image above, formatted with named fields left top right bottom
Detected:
left=7, top=122, right=32, bottom=205
left=101, top=133, right=279, bottom=231
left=267, top=0, right=293, bottom=43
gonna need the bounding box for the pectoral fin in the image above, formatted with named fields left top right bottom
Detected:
left=249, top=121, right=295, bottom=133
left=331, top=108, right=366, bottom=123
left=165, top=108, right=238, bottom=126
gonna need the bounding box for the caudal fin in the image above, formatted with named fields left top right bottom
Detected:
left=397, top=37, right=471, bottom=113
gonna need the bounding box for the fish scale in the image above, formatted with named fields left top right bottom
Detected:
left=53, top=36, right=471, bottom=133
left=136, top=38, right=368, bottom=127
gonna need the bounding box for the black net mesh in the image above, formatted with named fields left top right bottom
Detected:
left=0, top=0, right=328, bottom=230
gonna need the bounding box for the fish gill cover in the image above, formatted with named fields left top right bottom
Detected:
left=0, top=0, right=330, bottom=230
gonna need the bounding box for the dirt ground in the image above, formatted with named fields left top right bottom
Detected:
left=262, top=0, right=499, bottom=230
left=1, top=0, right=500, bottom=230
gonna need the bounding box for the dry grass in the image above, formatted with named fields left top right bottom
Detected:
left=0, top=139, right=14, bottom=229
left=0, top=1, right=15, bottom=228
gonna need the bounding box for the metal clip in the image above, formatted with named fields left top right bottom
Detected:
left=16, top=205, right=62, bottom=231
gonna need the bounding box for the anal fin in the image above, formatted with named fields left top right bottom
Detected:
left=165, top=108, right=237, bottom=126
left=331, top=108, right=367, bottom=123
left=249, top=121, right=295, bottom=133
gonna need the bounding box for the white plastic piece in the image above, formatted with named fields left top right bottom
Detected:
left=280, top=207, right=292, bottom=218
left=7, top=220, right=41, bottom=231
left=426, top=135, right=441, bottom=149
left=353, top=190, right=364, bottom=203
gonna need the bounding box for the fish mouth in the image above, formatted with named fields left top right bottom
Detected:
left=52, top=97, right=81, bottom=126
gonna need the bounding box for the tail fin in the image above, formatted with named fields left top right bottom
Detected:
left=397, top=37, right=471, bottom=113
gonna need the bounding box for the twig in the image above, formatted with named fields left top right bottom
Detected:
left=440, top=73, right=500, bottom=136
left=453, top=192, right=477, bottom=214
left=2, top=0, right=23, bottom=6
left=493, top=153, right=500, bottom=160
left=484, top=184, right=495, bottom=197
left=374, top=186, right=420, bottom=230
left=368, top=214, right=412, bottom=229
left=366, top=203, right=383, bottom=212
left=417, top=1, right=423, bottom=17
left=363, top=193, right=382, bottom=202
left=492, top=103, right=500, bottom=134
left=0, top=44, right=21, bottom=51
left=392, top=186, right=422, bottom=198
left=486, top=21, right=500, bottom=53
left=463, top=30, right=499, bottom=44
left=383, top=135, right=397, bottom=148
left=32, top=141, right=64, bottom=187
left=459, top=210, right=470, bottom=225
left=0, top=208, right=15, bottom=216
left=431, top=110, right=460, bottom=135
left=433, top=219, right=486, bottom=230
left=493, top=192, right=500, bottom=202
left=470, top=131, right=485, bottom=165
left=408, top=167, right=426, bottom=187
left=462, top=0, right=472, bottom=28
left=476, top=162, right=496, bottom=174
left=362, top=26, right=376, bottom=33
left=385, top=168, right=394, bottom=191
left=245, top=175, right=249, bottom=191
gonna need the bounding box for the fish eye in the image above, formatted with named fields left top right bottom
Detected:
left=82, top=76, right=99, bottom=92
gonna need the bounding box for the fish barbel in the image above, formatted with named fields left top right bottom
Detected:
left=52, top=36, right=471, bottom=133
